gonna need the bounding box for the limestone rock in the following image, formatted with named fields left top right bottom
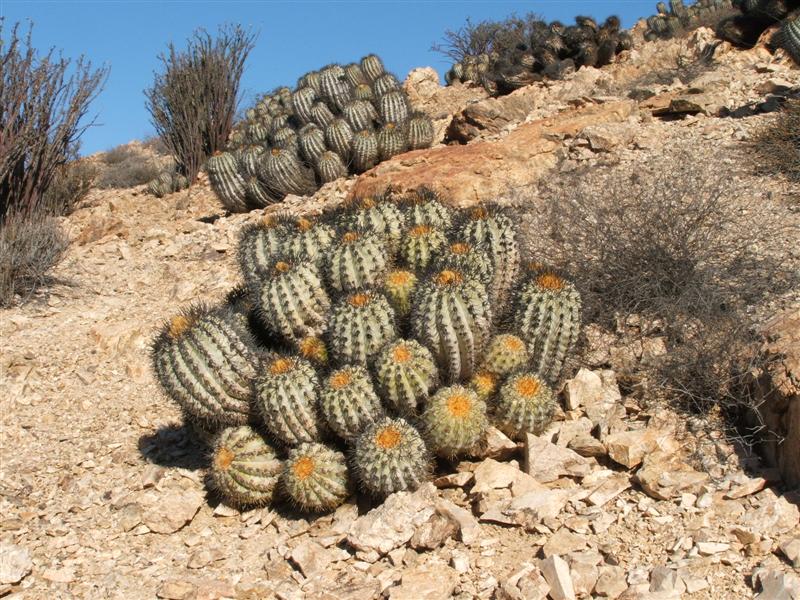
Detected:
left=140, top=489, right=203, bottom=534
left=539, top=555, right=576, bottom=600
left=524, top=434, right=593, bottom=483
left=435, top=499, right=482, bottom=545
left=605, top=428, right=678, bottom=469
left=635, top=450, right=709, bottom=500
left=409, top=513, right=457, bottom=551
left=779, top=537, right=800, bottom=568
left=595, top=566, right=627, bottom=598
left=0, top=544, right=32, bottom=585
left=347, top=483, right=438, bottom=556
left=289, top=539, right=333, bottom=578
left=388, top=563, right=459, bottom=600
left=755, top=570, right=800, bottom=600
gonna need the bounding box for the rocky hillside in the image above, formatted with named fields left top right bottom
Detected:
left=0, top=27, right=799, bottom=600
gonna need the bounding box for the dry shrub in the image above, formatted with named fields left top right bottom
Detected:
left=42, top=158, right=97, bottom=215
left=94, top=144, right=161, bottom=189
left=514, top=152, right=798, bottom=422
left=0, top=206, right=68, bottom=307
left=750, top=99, right=800, bottom=182
left=431, top=13, right=542, bottom=63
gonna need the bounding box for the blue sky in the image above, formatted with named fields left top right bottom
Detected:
left=2, top=1, right=656, bottom=155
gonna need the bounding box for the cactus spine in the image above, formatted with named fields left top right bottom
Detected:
left=298, top=124, right=327, bottom=164
left=513, top=271, right=581, bottom=384
left=422, top=385, right=488, bottom=458
left=238, top=217, right=284, bottom=281
left=292, top=87, right=317, bottom=124
left=325, top=118, right=355, bottom=160
left=326, top=231, right=389, bottom=292
left=210, top=426, right=282, bottom=507
left=375, top=339, right=438, bottom=415
left=282, top=443, right=350, bottom=512
left=327, top=291, right=398, bottom=366
left=494, top=372, right=556, bottom=439
left=361, top=54, right=386, bottom=82
left=258, top=148, right=317, bottom=198
left=354, top=417, right=431, bottom=495
left=283, top=217, right=335, bottom=265
left=372, top=73, right=400, bottom=97
left=320, top=366, right=383, bottom=440
left=152, top=305, right=259, bottom=426
left=341, top=196, right=406, bottom=251
left=343, top=99, right=379, bottom=132
left=432, top=241, right=493, bottom=287
left=378, top=90, right=410, bottom=124
left=411, top=269, right=492, bottom=382
left=255, top=355, right=323, bottom=446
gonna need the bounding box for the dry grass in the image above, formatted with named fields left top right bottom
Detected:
left=95, top=144, right=162, bottom=190
left=0, top=206, right=68, bottom=307
left=749, top=99, right=800, bottom=182
left=513, top=151, right=798, bottom=424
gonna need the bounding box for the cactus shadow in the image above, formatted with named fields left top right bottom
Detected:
left=137, top=422, right=211, bottom=471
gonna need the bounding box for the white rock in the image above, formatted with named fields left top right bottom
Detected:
left=289, top=539, right=332, bottom=577
left=696, top=541, right=730, bottom=555
left=539, top=555, right=576, bottom=600
left=779, top=537, right=800, bottom=568
left=388, top=563, right=459, bottom=600
left=524, top=434, right=593, bottom=483
left=564, top=368, right=603, bottom=411
left=436, top=499, right=482, bottom=545
left=0, top=544, right=32, bottom=585
left=755, top=570, right=800, bottom=600
left=605, top=428, right=678, bottom=469
left=586, top=473, right=631, bottom=507
left=141, top=489, right=204, bottom=534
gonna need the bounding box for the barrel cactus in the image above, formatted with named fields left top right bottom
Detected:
left=320, top=366, right=384, bottom=440
left=422, top=385, right=488, bottom=458
left=374, top=339, right=438, bottom=415
left=282, top=443, right=350, bottom=512
left=494, top=372, right=556, bottom=439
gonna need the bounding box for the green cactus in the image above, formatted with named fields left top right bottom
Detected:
left=146, top=171, right=176, bottom=198
left=351, top=129, right=379, bottom=173
left=411, top=269, right=492, bottom=382
left=292, top=87, right=317, bottom=124
left=372, top=73, right=400, bottom=97
left=377, top=122, right=408, bottom=161
left=432, top=241, right=493, bottom=287
left=255, top=355, right=323, bottom=446
left=400, top=224, right=447, bottom=271
left=354, top=417, right=431, bottom=495
left=283, top=216, right=335, bottom=265
left=343, top=99, right=379, bottom=132
left=340, top=196, right=406, bottom=251
left=258, top=147, right=317, bottom=198
left=207, top=152, right=248, bottom=212
left=254, top=257, right=331, bottom=343
left=378, top=90, right=410, bottom=124
left=345, top=62, right=368, bottom=87
left=407, top=112, right=435, bottom=150
left=374, top=339, right=438, bottom=415
left=282, top=443, right=350, bottom=512
left=401, top=188, right=453, bottom=230
left=315, top=151, right=347, bottom=184
left=298, top=123, right=327, bottom=164
left=311, top=101, right=335, bottom=127
left=470, top=369, right=500, bottom=401
left=151, top=304, right=258, bottom=427
left=320, top=67, right=353, bottom=112
left=320, top=366, right=383, bottom=440
left=244, top=176, right=276, bottom=208
left=237, top=144, right=266, bottom=177
left=493, top=372, right=556, bottom=440
left=325, top=230, right=389, bottom=293
left=354, top=83, right=374, bottom=102
left=459, top=206, right=520, bottom=314
left=237, top=217, right=287, bottom=283
left=481, top=333, right=529, bottom=377
left=271, top=127, right=299, bottom=154
left=513, top=271, right=581, bottom=385
left=327, top=291, right=398, bottom=366
left=779, top=15, right=800, bottom=65
left=361, top=54, right=386, bottom=82
left=325, top=118, right=354, bottom=160
left=422, top=385, right=488, bottom=458
left=246, top=122, right=270, bottom=144
left=210, top=425, right=283, bottom=507
left=381, top=269, right=418, bottom=318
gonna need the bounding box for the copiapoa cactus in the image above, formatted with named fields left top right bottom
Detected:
left=381, top=269, right=418, bottom=318
left=493, top=372, right=556, bottom=439
left=354, top=417, right=431, bottom=495
left=327, top=291, right=398, bottom=366
left=255, top=355, right=324, bottom=446
left=422, top=385, right=488, bottom=458
left=207, top=152, right=248, bottom=212
left=282, top=443, right=350, bottom=512
left=283, top=216, right=335, bottom=266
left=210, top=426, right=283, bottom=507
left=400, top=225, right=447, bottom=271
left=351, top=129, right=380, bottom=173
left=481, top=333, right=529, bottom=376
left=374, top=338, right=438, bottom=415
left=315, top=151, right=348, bottom=184
left=377, top=123, right=407, bottom=161
left=320, top=365, right=384, bottom=440
left=326, top=230, right=389, bottom=292
left=152, top=304, right=259, bottom=427
left=340, top=196, right=406, bottom=251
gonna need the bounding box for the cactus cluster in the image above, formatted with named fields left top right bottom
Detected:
left=145, top=169, right=189, bottom=198
left=643, top=0, right=735, bottom=41
left=444, top=15, right=633, bottom=96
left=716, top=0, right=799, bottom=51
left=207, top=55, right=435, bottom=212
left=150, top=188, right=584, bottom=513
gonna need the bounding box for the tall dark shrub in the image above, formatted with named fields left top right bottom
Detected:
left=145, top=24, right=256, bottom=185
left=0, top=20, right=107, bottom=222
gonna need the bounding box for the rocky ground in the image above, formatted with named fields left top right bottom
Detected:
left=1, top=27, right=799, bottom=600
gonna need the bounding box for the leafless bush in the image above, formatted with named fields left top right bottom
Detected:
left=42, top=157, right=97, bottom=215
left=0, top=20, right=107, bottom=223
left=749, top=99, right=800, bottom=182
left=431, top=13, right=541, bottom=63
left=95, top=144, right=161, bottom=189
left=514, top=152, right=798, bottom=420
left=145, top=24, right=256, bottom=184
left=0, top=205, right=68, bottom=307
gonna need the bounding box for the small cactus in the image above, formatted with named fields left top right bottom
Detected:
left=207, top=152, right=248, bottom=212
left=210, top=426, right=282, bottom=507
left=779, top=15, right=800, bottom=65
left=378, top=90, right=410, bottom=124
left=381, top=269, right=418, bottom=318
left=282, top=443, right=350, bottom=512
left=481, top=333, right=529, bottom=377
left=374, top=339, right=438, bottom=415
left=292, top=87, right=317, bottom=124
left=327, top=291, right=398, bottom=366
left=258, top=147, right=317, bottom=198
left=372, top=73, right=400, bottom=97
left=407, top=112, right=435, bottom=150
left=315, top=151, right=347, bottom=184
left=311, top=101, right=336, bottom=127
left=432, top=241, right=493, bottom=287
left=354, top=417, right=431, bottom=495
left=255, top=355, right=323, bottom=446
left=402, top=188, right=453, bottom=230
left=340, top=196, right=406, bottom=251
left=298, top=123, right=327, bottom=164
left=422, top=385, right=488, bottom=458
left=325, top=118, right=355, bottom=161
left=354, top=83, right=374, bottom=101
left=378, top=123, right=407, bottom=161
left=361, top=54, right=386, bottom=82
left=400, top=225, right=447, bottom=271
left=411, top=269, right=492, bottom=382
left=470, top=369, right=500, bottom=401
left=320, top=366, right=383, bottom=440
left=351, top=129, right=380, bottom=172
left=152, top=304, right=259, bottom=426
left=283, top=217, right=336, bottom=266
left=343, top=99, right=379, bottom=132
left=494, top=372, right=556, bottom=440
left=326, top=231, right=390, bottom=293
